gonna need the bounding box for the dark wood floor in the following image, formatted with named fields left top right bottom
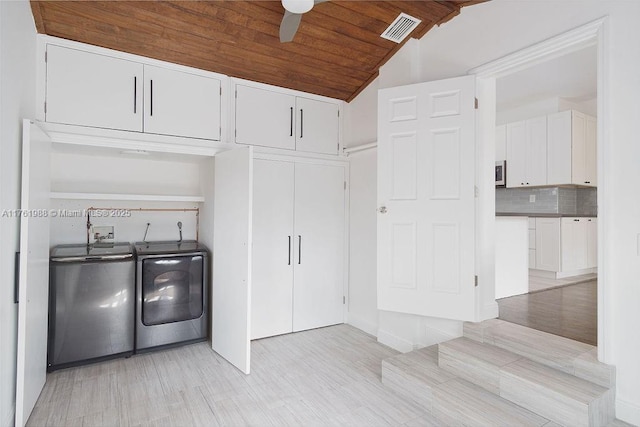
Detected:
left=497, top=281, right=597, bottom=346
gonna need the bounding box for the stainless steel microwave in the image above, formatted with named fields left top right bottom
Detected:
left=495, top=160, right=506, bottom=187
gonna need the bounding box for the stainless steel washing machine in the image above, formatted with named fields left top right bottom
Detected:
left=134, top=240, right=209, bottom=352
left=48, top=243, right=135, bottom=371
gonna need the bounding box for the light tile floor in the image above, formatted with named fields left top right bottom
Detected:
left=528, top=272, right=597, bottom=293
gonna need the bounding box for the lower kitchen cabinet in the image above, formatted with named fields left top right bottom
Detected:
left=251, top=159, right=345, bottom=340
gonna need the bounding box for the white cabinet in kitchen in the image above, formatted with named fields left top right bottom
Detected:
left=506, top=116, right=547, bottom=187
left=586, top=217, right=597, bottom=268
left=495, top=124, right=507, bottom=161
left=143, top=65, right=221, bottom=140
left=528, top=217, right=537, bottom=269
left=46, top=45, right=143, bottom=132
left=547, top=110, right=597, bottom=187
left=46, top=44, right=222, bottom=140
left=535, top=217, right=561, bottom=272
left=251, top=158, right=345, bottom=340
left=235, top=84, right=340, bottom=155
left=561, top=217, right=589, bottom=272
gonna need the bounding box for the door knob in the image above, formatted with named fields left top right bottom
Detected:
left=378, top=206, right=387, bottom=214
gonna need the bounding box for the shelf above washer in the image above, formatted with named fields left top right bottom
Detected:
left=50, top=192, right=205, bottom=203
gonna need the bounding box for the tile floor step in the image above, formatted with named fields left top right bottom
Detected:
left=381, top=346, right=455, bottom=410
left=438, top=337, right=522, bottom=394
left=501, top=358, right=615, bottom=427
left=432, top=378, right=549, bottom=427
left=464, top=319, right=615, bottom=388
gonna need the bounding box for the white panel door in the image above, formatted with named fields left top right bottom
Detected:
left=377, top=76, right=476, bottom=321
left=293, top=163, right=345, bottom=331
left=212, top=147, right=253, bottom=374
left=535, top=218, right=561, bottom=272
left=526, top=116, right=547, bottom=186
left=506, top=121, right=527, bottom=187
left=251, top=159, right=295, bottom=339
left=144, top=65, right=221, bottom=140
left=295, top=97, right=339, bottom=155
left=235, top=85, right=295, bottom=150
left=15, top=121, right=51, bottom=427
left=46, top=45, right=143, bottom=132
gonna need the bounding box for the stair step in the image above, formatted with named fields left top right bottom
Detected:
left=439, top=337, right=521, bottom=394
left=381, top=346, right=455, bottom=410
left=432, top=378, right=549, bottom=427
left=501, top=358, right=614, bottom=427
left=464, top=319, right=615, bottom=388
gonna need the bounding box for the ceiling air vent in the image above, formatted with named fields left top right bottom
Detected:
left=380, top=13, right=422, bottom=43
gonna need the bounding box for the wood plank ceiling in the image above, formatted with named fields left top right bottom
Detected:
left=30, top=1, right=482, bottom=102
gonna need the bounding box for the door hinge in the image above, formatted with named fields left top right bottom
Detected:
left=474, top=98, right=479, bottom=109
left=474, top=185, right=479, bottom=198
left=343, top=296, right=346, bottom=304
left=474, top=275, right=478, bottom=287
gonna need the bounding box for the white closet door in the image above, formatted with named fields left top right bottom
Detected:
left=235, top=85, right=295, bottom=150
left=251, top=159, right=295, bottom=339
left=212, top=147, right=253, bottom=374
left=46, top=45, right=143, bottom=132
left=144, top=65, right=221, bottom=140
left=293, top=163, right=345, bottom=332
left=15, top=121, right=51, bottom=427
left=295, top=97, right=339, bottom=155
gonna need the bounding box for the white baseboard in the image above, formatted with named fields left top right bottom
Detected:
left=556, top=267, right=597, bottom=279
left=3, top=406, right=15, bottom=427
left=346, top=313, right=378, bottom=337
left=616, top=397, right=640, bottom=426
left=376, top=329, right=414, bottom=353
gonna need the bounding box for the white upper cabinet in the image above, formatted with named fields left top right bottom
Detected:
left=506, top=116, right=546, bottom=187
left=295, top=97, right=339, bottom=155
left=46, top=44, right=222, bottom=140
left=47, top=45, right=143, bottom=132
left=143, top=65, right=221, bottom=140
left=547, top=110, right=597, bottom=187
left=495, top=124, right=507, bottom=161
left=235, top=85, right=295, bottom=150
left=235, top=84, right=340, bottom=155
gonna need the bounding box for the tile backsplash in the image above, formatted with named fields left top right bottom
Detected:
left=496, top=187, right=597, bottom=216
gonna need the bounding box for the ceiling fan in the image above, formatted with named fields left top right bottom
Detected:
left=279, top=0, right=327, bottom=43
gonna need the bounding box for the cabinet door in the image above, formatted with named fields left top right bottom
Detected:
left=251, top=160, right=295, bottom=340
left=585, top=115, right=597, bottom=186
left=526, top=116, right=547, bottom=186
left=143, top=65, right=221, bottom=140
left=295, top=97, right=339, bottom=155
left=586, top=218, right=597, bottom=268
left=293, top=163, right=345, bottom=332
left=235, top=85, right=295, bottom=150
left=535, top=218, right=560, bottom=272
left=46, top=45, right=143, bottom=132
left=506, top=121, right=527, bottom=188
left=571, top=111, right=588, bottom=185
left=495, top=124, right=507, bottom=161
left=562, top=218, right=588, bottom=272
left=547, top=111, right=572, bottom=185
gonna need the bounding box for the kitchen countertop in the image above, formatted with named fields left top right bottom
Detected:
left=496, top=213, right=597, bottom=218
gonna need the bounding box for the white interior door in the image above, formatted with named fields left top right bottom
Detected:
left=15, top=120, right=51, bottom=427
left=293, top=163, right=345, bottom=331
left=143, top=65, right=221, bottom=140
left=377, top=76, right=476, bottom=321
left=212, top=147, right=253, bottom=374
left=251, top=159, right=295, bottom=339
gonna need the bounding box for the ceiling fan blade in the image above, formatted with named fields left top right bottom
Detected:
left=280, top=10, right=303, bottom=43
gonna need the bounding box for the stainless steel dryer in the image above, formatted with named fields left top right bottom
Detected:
left=134, top=240, right=209, bottom=352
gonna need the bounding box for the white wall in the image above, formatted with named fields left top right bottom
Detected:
left=346, top=0, right=640, bottom=423
left=0, top=1, right=36, bottom=426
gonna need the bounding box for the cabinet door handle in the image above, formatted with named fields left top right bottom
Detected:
left=298, top=235, right=302, bottom=264
left=290, top=107, right=293, bottom=136
left=133, top=76, right=137, bottom=114
left=288, top=236, right=291, bottom=265
left=150, top=79, right=154, bottom=117
left=574, top=219, right=580, bottom=221
left=300, top=109, right=304, bottom=138
left=584, top=181, right=591, bottom=184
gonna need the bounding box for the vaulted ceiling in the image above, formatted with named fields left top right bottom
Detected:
left=30, top=1, right=483, bottom=102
